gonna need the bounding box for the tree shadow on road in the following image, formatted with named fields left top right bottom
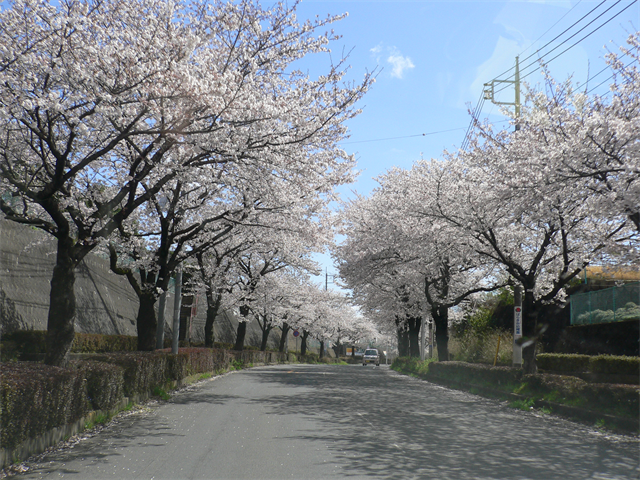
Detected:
left=244, top=365, right=639, bottom=480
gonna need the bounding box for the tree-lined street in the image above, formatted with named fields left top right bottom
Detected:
left=13, top=365, right=639, bottom=480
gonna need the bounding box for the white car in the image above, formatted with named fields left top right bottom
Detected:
left=362, top=348, right=380, bottom=366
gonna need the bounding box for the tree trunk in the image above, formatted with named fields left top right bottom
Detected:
left=136, top=292, right=158, bottom=351
left=407, top=316, right=421, bottom=358
left=397, top=326, right=409, bottom=357
left=234, top=304, right=251, bottom=351
left=319, top=340, right=325, bottom=359
left=204, top=291, right=222, bottom=348
left=260, top=325, right=272, bottom=351
left=234, top=321, right=247, bottom=351
left=44, top=240, right=77, bottom=366
left=432, top=306, right=449, bottom=362
left=435, top=331, right=449, bottom=363
left=278, top=323, right=290, bottom=352
left=300, top=330, right=309, bottom=356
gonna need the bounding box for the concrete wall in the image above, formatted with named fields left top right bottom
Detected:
left=0, top=217, right=297, bottom=351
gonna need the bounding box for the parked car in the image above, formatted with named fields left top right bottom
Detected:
left=362, top=348, right=380, bottom=366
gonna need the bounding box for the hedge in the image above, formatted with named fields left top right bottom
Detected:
left=521, top=373, right=639, bottom=419
left=537, top=353, right=639, bottom=376
left=0, top=341, right=19, bottom=362
left=536, top=353, right=592, bottom=373
left=73, top=360, right=125, bottom=411
left=589, top=355, right=640, bottom=376
left=0, top=363, right=88, bottom=450
left=84, top=352, right=172, bottom=397
left=427, top=361, right=523, bottom=387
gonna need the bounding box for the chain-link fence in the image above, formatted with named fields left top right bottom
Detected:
left=570, top=282, right=640, bottom=325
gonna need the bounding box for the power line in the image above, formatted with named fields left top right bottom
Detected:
left=493, top=0, right=635, bottom=99
left=518, top=0, right=635, bottom=82
left=491, top=0, right=610, bottom=84
left=341, top=127, right=467, bottom=145
left=461, top=94, right=485, bottom=151
left=518, top=0, right=585, bottom=58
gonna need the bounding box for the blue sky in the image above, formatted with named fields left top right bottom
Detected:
left=298, top=0, right=640, bottom=287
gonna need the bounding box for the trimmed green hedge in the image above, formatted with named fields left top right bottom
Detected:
left=73, top=360, right=125, bottom=411
left=391, top=357, right=434, bottom=377
left=0, top=363, right=88, bottom=450
left=392, top=358, right=524, bottom=387
left=426, top=361, right=523, bottom=387
left=72, top=333, right=138, bottom=353
left=537, top=353, right=639, bottom=376
left=589, top=355, right=640, bottom=376
left=1, top=330, right=47, bottom=356
left=85, top=352, right=173, bottom=397
left=537, top=353, right=591, bottom=373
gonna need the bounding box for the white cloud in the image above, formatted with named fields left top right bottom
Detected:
left=370, top=44, right=415, bottom=80
left=388, top=53, right=415, bottom=79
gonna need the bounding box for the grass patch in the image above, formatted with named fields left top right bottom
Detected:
left=198, top=373, right=212, bottom=381
left=231, top=359, right=244, bottom=370
left=152, top=386, right=171, bottom=401
left=510, top=398, right=535, bottom=411
left=84, top=412, right=112, bottom=430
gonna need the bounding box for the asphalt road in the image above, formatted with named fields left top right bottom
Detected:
left=13, top=364, right=640, bottom=480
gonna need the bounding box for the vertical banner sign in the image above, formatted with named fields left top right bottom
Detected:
left=513, top=306, right=523, bottom=365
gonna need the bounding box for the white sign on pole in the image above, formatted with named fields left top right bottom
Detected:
left=513, top=306, right=522, bottom=366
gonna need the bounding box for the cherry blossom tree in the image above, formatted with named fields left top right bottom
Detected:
left=335, top=166, right=504, bottom=360
left=426, top=125, right=635, bottom=372
left=1, top=0, right=211, bottom=365
left=335, top=190, right=426, bottom=358
left=194, top=239, right=247, bottom=348
left=0, top=0, right=373, bottom=364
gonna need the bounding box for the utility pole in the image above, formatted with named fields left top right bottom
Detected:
left=485, top=58, right=524, bottom=367
left=325, top=268, right=335, bottom=291
left=515, top=55, right=521, bottom=126
left=483, top=56, right=521, bottom=128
